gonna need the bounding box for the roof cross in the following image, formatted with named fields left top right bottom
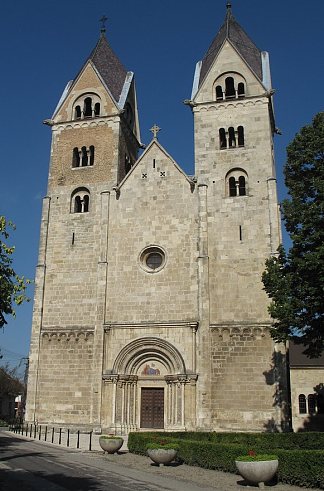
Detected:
left=100, top=15, right=108, bottom=33
left=150, top=124, right=161, bottom=139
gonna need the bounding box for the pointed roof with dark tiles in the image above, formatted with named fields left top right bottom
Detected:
left=82, top=33, right=128, bottom=104
left=199, top=4, right=262, bottom=88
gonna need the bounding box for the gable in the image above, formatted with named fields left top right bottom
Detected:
left=194, top=40, right=265, bottom=104
left=53, top=62, right=117, bottom=123
left=118, top=141, right=193, bottom=194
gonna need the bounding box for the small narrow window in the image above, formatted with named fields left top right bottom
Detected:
left=81, top=146, right=88, bottom=167
left=125, top=154, right=131, bottom=174
left=308, top=394, right=316, bottom=414
left=94, top=103, right=100, bottom=117
left=238, top=82, right=245, bottom=97
left=219, top=128, right=227, bottom=149
left=298, top=394, right=306, bottom=414
left=228, top=127, right=236, bottom=148
left=75, top=105, right=81, bottom=120
left=89, top=146, right=94, bottom=166
left=225, top=77, right=235, bottom=99
left=83, top=195, right=89, bottom=213
left=84, top=97, right=92, bottom=118
left=216, top=85, right=223, bottom=101
left=74, top=196, right=82, bottom=213
left=72, top=147, right=80, bottom=167
left=238, top=126, right=244, bottom=147
left=229, top=177, right=236, bottom=197
left=238, top=176, right=246, bottom=196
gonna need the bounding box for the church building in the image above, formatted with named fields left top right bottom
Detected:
left=26, top=4, right=287, bottom=433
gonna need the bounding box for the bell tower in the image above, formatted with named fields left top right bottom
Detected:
left=190, top=3, right=284, bottom=430
left=26, top=27, right=141, bottom=427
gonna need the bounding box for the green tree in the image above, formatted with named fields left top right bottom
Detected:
left=0, top=216, right=31, bottom=327
left=263, top=112, right=324, bottom=358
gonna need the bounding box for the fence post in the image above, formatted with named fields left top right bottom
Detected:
left=25, top=424, right=28, bottom=436
left=77, top=430, right=80, bottom=449
left=89, top=431, right=92, bottom=451
left=45, top=426, right=48, bottom=442
left=52, top=427, right=54, bottom=444
left=59, top=428, right=62, bottom=445
left=30, top=424, right=32, bottom=438
left=34, top=425, right=37, bottom=439
left=67, top=429, right=70, bottom=447
left=39, top=425, right=42, bottom=440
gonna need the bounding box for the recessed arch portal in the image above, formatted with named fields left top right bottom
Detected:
left=112, top=337, right=186, bottom=376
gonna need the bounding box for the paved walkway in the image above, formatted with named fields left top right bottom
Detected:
left=3, top=430, right=322, bottom=491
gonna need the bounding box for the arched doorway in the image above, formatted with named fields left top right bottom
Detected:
left=102, top=337, right=197, bottom=433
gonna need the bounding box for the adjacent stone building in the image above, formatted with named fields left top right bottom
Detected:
left=26, top=5, right=287, bottom=433
left=289, top=343, right=324, bottom=432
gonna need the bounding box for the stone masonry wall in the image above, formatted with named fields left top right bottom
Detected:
left=105, top=142, right=198, bottom=323
left=210, top=327, right=284, bottom=431
left=36, top=331, right=94, bottom=425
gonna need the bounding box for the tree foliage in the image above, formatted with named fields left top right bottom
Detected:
left=0, top=216, right=31, bottom=327
left=0, top=363, right=24, bottom=396
left=263, top=112, right=324, bottom=357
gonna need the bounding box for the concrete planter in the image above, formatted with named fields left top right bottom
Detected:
left=99, top=436, right=124, bottom=454
left=235, top=459, right=278, bottom=488
left=147, top=448, right=178, bottom=466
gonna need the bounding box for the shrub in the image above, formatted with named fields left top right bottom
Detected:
left=236, top=454, right=278, bottom=462
left=128, top=432, right=324, bottom=488
left=99, top=435, right=123, bottom=440
left=146, top=442, right=180, bottom=450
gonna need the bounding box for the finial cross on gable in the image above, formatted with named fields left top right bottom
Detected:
left=100, top=15, right=108, bottom=33
left=150, top=124, right=161, bottom=139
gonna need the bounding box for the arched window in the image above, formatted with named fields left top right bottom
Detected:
left=228, top=127, right=236, bottom=147
left=75, top=105, right=81, bottom=119
left=219, top=128, right=227, bottom=149
left=298, top=394, right=307, bottom=414
left=71, top=188, right=90, bottom=214
left=308, top=394, right=316, bottom=414
left=229, top=177, right=236, bottom=197
left=238, top=176, right=246, bottom=196
left=226, top=169, right=248, bottom=197
left=94, top=103, right=100, bottom=117
left=72, top=147, right=80, bottom=168
left=225, top=77, right=235, bottom=99
left=214, top=73, right=246, bottom=102
left=83, top=97, right=92, bottom=118
left=238, top=126, right=244, bottom=147
left=216, top=85, right=223, bottom=100
left=238, top=82, right=245, bottom=97
left=73, top=93, right=101, bottom=120
left=89, top=146, right=94, bottom=166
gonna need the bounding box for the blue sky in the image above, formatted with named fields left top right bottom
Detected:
left=1, top=0, right=323, bottom=366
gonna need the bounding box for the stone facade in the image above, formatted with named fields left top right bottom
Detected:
left=26, top=9, right=288, bottom=433
left=289, top=343, right=324, bottom=432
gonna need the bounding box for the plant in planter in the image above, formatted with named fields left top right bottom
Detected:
left=99, top=434, right=124, bottom=454
left=146, top=441, right=180, bottom=466
left=235, top=451, right=279, bottom=489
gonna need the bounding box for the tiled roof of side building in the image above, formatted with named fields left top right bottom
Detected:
left=86, top=33, right=128, bottom=103
left=199, top=6, right=262, bottom=88
left=289, top=342, right=324, bottom=367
